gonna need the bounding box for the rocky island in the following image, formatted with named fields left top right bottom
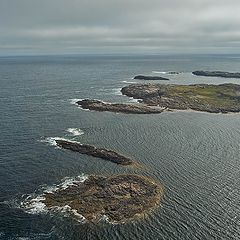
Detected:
left=56, top=139, right=135, bottom=166
left=43, top=174, right=163, bottom=224
left=167, top=71, right=180, bottom=75
left=134, top=75, right=169, bottom=81
left=76, top=99, right=164, bottom=114
left=121, top=83, right=240, bottom=113
left=192, top=71, right=240, bottom=78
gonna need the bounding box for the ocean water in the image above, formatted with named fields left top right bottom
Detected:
left=1, top=54, right=240, bottom=239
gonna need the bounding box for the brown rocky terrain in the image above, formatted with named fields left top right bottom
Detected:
left=56, top=139, right=135, bottom=166
left=43, top=174, right=163, bottom=224
left=77, top=99, right=164, bottom=114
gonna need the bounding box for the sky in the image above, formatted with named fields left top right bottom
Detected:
left=1, top=0, right=240, bottom=55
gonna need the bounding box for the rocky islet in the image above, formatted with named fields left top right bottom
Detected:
left=43, top=174, right=163, bottom=224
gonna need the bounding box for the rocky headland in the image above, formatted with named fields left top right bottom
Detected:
left=43, top=174, right=163, bottom=224
left=55, top=139, right=135, bottom=166
left=192, top=71, right=240, bottom=78
left=134, top=75, right=169, bottom=81
left=121, top=83, right=240, bottom=113
left=76, top=99, right=164, bottom=114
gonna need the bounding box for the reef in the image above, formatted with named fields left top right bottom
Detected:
left=167, top=71, right=180, bottom=75
left=192, top=71, right=240, bottom=78
left=76, top=99, right=164, bottom=114
left=121, top=83, right=240, bottom=113
left=55, top=139, right=135, bottom=166
left=43, top=174, right=163, bottom=224
left=134, top=75, right=170, bottom=80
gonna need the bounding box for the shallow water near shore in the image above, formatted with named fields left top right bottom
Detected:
left=1, top=54, right=240, bottom=239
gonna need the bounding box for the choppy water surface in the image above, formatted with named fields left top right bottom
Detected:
left=1, top=54, right=240, bottom=239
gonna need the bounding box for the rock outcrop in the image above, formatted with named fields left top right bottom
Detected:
left=192, top=71, right=240, bottom=78
left=134, top=75, right=169, bottom=80
left=56, top=139, right=135, bottom=166
left=76, top=99, right=164, bottom=114
left=43, top=174, right=163, bottom=224
left=121, top=83, right=240, bottom=113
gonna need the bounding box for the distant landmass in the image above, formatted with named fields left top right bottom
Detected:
left=74, top=83, right=240, bottom=114
left=192, top=71, right=240, bottom=78
left=134, top=75, right=170, bottom=80
left=122, top=83, right=240, bottom=113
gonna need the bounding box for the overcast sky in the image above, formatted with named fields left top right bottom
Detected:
left=1, top=0, right=240, bottom=55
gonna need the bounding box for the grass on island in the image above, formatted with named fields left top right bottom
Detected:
left=166, top=84, right=240, bottom=106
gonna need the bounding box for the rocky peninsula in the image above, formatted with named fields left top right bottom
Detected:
left=121, top=83, right=240, bottom=113
left=76, top=99, right=164, bottom=114
left=43, top=174, right=163, bottom=224
left=134, top=75, right=169, bottom=80
left=56, top=139, right=135, bottom=166
left=192, top=71, right=240, bottom=78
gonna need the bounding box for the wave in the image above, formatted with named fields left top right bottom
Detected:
left=152, top=71, right=182, bottom=75
left=20, top=174, right=88, bottom=222
left=51, top=205, right=86, bottom=223
left=122, top=80, right=137, bottom=84
left=128, top=97, right=141, bottom=103
left=39, top=137, right=80, bottom=148
left=152, top=71, right=167, bottom=74
left=112, top=88, right=122, bottom=96
left=66, top=128, right=84, bottom=137
left=40, top=137, right=66, bottom=147
left=69, top=98, right=84, bottom=105
left=21, top=195, right=48, bottom=214
left=0, top=228, right=57, bottom=240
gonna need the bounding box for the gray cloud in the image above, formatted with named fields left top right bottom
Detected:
left=1, top=0, right=240, bottom=55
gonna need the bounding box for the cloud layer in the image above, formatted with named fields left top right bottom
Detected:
left=1, top=0, right=240, bottom=55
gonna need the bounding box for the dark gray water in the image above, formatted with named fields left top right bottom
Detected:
left=1, top=54, right=240, bottom=239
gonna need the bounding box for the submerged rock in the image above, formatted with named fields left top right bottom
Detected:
left=43, top=174, right=163, bottom=224
left=134, top=75, right=170, bottom=80
left=76, top=99, right=164, bottom=114
left=167, top=71, right=180, bottom=75
left=55, top=139, right=135, bottom=166
left=192, top=71, right=240, bottom=78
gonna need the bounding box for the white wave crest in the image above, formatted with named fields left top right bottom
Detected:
left=112, top=88, right=122, bottom=96
left=39, top=137, right=79, bottom=148
left=21, top=174, right=88, bottom=218
left=52, top=205, right=86, bottom=223
left=128, top=97, right=141, bottom=103
left=152, top=71, right=167, bottom=74
left=122, top=80, right=137, bottom=84
left=21, top=195, right=47, bottom=214
left=66, top=128, right=84, bottom=136
left=56, top=175, right=88, bottom=190
left=69, top=98, right=84, bottom=105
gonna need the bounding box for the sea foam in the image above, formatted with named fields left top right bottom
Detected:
left=66, top=128, right=84, bottom=136
left=40, top=137, right=79, bottom=148
left=122, top=80, right=137, bottom=84
left=69, top=98, right=84, bottom=105
left=112, top=88, right=122, bottom=96
left=152, top=71, right=167, bottom=74
left=21, top=174, right=88, bottom=220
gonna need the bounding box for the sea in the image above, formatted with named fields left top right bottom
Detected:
left=1, top=54, right=240, bottom=240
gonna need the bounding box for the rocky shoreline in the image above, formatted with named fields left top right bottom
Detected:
left=43, top=174, right=163, bottom=224
left=134, top=75, right=169, bottom=80
left=56, top=139, right=135, bottom=166
left=121, top=83, right=240, bottom=113
left=77, top=99, right=164, bottom=114
left=192, top=70, right=240, bottom=78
